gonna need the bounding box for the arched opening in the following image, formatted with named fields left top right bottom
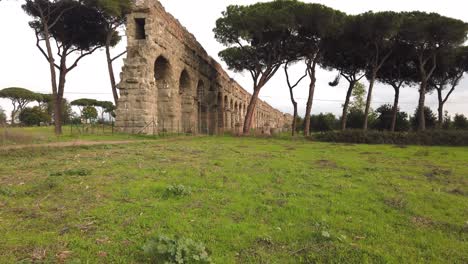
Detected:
left=224, top=95, right=229, bottom=130
left=179, top=70, right=190, bottom=94
left=179, top=70, right=192, bottom=133
left=218, top=93, right=224, bottom=133
left=155, top=56, right=170, bottom=81
left=154, top=56, right=171, bottom=133
left=230, top=99, right=234, bottom=129
left=234, top=102, right=239, bottom=127
left=197, top=80, right=208, bottom=134
left=239, top=103, right=243, bottom=125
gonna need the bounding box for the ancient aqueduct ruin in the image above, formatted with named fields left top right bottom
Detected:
left=115, top=0, right=293, bottom=135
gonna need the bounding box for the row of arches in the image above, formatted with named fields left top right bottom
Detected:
left=155, top=55, right=217, bottom=134
left=222, top=95, right=247, bottom=131
left=154, top=55, right=273, bottom=134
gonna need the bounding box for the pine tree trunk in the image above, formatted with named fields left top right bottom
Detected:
left=243, top=88, right=261, bottom=135
left=391, top=87, right=400, bottom=132
left=363, top=71, right=377, bottom=131
left=291, top=101, right=298, bottom=136
left=54, top=55, right=67, bottom=135
left=342, top=81, right=356, bottom=131
left=53, top=95, right=62, bottom=135
left=106, top=44, right=119, bottom=106
left=304, top=81, right=316, bottom=136
left=304, top=64, right=316, bottom=137
left=287, top=76, right=298, bottom=136
left=437, top=88, right=444, bottom=129
left=418, top=79, right=427, bottom=131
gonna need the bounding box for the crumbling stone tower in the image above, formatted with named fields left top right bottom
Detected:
left=115, top=0, right=292, bottom=134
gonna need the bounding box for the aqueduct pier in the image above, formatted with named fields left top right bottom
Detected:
left=115, top=0, right=293, bottom=135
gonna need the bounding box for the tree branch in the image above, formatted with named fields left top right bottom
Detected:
left=66, top=46, right=102, bottom=73
left=284, top=61, right=307, bottom=90
left=35, top=30, right=51, bottom=62
left=111, top=50, right=127, bottom=62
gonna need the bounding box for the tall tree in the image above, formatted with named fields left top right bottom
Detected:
left=0, top=87, right=42, bottom=124
left=87, top=0, right=132, bottom=105
left=214, top=0, right=297, bottom=135
left=399, top=12, right=468, bottom=131
left=71, top=98, right=98, bottom=116
left=283, top=61, right=307, bottom=136
left=355, top=12, right=401, bottom=130
left=429, top=47, right=468, bottom=127
left=95, top=100, right=115, bottom=122
left=322, top=16, right=367, bottom=131
left=294, top=3, right=346, bottom=136
left=23, top=0, right=114, bottom=135
left=376, top=43, right=417, bottom=131
left=349, top=82, right=367, bottom=111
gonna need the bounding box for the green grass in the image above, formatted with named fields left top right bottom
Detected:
left=0, top=125, right=164, bottom=145
left=0, top=136, right=466, bottom=263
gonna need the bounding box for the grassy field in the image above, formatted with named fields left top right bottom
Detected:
left=0, top=136, right=466, bottom=263
left=0, top=125, right=161, bottom=146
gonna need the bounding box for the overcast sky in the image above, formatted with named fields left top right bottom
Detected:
left=0, top=0, right=467, bottom=120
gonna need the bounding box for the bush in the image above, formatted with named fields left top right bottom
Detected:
left=310, top=113, right=338, bottom=132
left=373, top=104, right=410, bottom=132
left=313, top=130, right=468, bottom=146
left=143, top=235, right=212, bottom=264
left=345, top=108, right=365, bottom=129
left=453, top=114, right=468, bottom=130
left=82, top=106, right=98, bottom=123
left=411, top=106, right=437, bottom=130
left=19, top=106, right=50, bottom=126
left=344, top=108, right=377, bottom=130
left=295, top=116, right=304, bottom=132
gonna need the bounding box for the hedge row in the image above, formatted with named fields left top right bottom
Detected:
left=312, top=130, right=468, bottom=146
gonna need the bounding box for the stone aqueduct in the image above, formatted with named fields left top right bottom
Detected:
left=115, top=0, right=293, bottom=135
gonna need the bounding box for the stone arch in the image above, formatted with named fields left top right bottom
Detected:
left=230, top=99, right=235, bottom=129
left=234, top=101, right=239, bottom=127
left=179, top=69, right=193, bottom=133
left=217, top=92, right=224, bottom=132
left=239, top=103, right=244, bottom=124
left=154, top=55, right=172, bottom=132
left=179, top=70, right=191, bottom=94
left=224, top=95, right=230, bottom=130
left=197, top=80, right=208, bottom=134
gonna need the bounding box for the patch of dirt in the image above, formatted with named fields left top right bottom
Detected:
left=425, top=168, right=452, bottom=180
left=414, top=150, right=430, bottom=157
left=448, top=188, right=466, bottom=196
left=360, top=152, right=382, bottom=155
left=384, top=197, right=407, bottom=210
left=315, top=160, right=338, bottom=169
left=411, top=216, right=433, bottom=228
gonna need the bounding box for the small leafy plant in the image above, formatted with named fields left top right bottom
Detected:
left=0, top=186, right=16, bottom=197
left=143, top=235, right=212, bottom=264
left=164, top=185, right=192, bottom=198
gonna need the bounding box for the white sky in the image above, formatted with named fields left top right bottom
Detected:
left=0, top=0, right=467, bottom=120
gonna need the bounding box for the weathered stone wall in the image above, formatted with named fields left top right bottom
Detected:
left=115, top=0, right=292, bottom=135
